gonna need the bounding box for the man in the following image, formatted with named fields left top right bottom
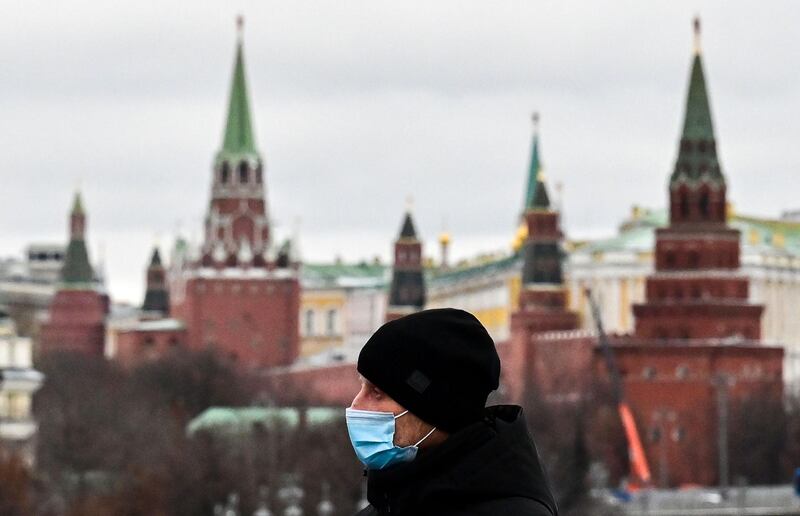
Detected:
left=347, top=308, right=557, bottom=515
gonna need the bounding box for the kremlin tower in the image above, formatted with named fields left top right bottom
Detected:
left=39, top=192, right=109, bottom=356
left=610, top=19, right=783, bottom=487
left=513, top=113, right=578, bottom=333
left=141, top=247, right=169, bottom=317
left=170, top=18, right=300, bottom=367
left=504, top=114, right=581, bottom=403
left=632, top=18, right=763, bottom=341
left=385, top=208, right=426, bottom=322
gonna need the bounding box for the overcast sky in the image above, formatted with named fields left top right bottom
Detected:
left=2, top=1, right=799, bottom=304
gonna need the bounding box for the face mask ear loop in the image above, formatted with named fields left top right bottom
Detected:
left=414, top=427, right=437, bottom=447
left=394, top=410, right=409, bottom=419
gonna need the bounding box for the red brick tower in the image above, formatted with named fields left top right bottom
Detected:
left=505, top=114, right=581, bottom=403
left=39, top=192, right=109, bottom=356
left=141, top=247, right=169, bottom=318
left=632, top=19, right=762, bottom=341
left=614, top=20, right=783, bottom=487
left=170, top=18, right=300, bottom=367
left=385, top=208, right=425, bottom=322
left=513, top=113, right=579, bottom=334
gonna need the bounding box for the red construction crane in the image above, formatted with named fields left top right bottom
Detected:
left=585, top=287, right=652, bottom=489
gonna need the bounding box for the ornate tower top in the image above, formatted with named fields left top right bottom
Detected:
left=216, top=17, right=260, bottom=167
left=62, top=191, right=94, bottom=286
left=693, top=16, right=702, bottom=55
left=670, top=16, right=724, bottom=188
left=201, top=18, right=272, bottom=268
left=523, top=112, right=543, bottom=211
left=142, top=246, right=169, bottom=315
left=386, top=208, right=425, bottom=321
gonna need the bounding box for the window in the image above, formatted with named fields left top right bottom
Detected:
left=679, top=193, right=690, bottom=220
left=238, top=161, right=248, bottom=183
left=642, top=367, right=656, bottom=380
left=304, top=309, right=315, bottom=336
left=255, top=162, right=263, bottom=183
left=221, top=162, right=230, bottom=184
left=699, top=191, right=710, bottom=218
left=676, top=365, right=689, bottom=379
left=326, top=309, right=337, bottom=336
left=8, top=392, right=28, bottom=420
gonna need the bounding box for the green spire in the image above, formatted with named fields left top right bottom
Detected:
left=216, top=19, right=259, bottom=165
left=72, top=191, right=84, bottom=215
left=671, top=18, right=724, bottom=185
left=62, top=192, right=94, bottom=286
left=524, top=113, right=543, bottom=210
left=681, top=54, right=714, bottom=141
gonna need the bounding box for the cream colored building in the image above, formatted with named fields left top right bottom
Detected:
left=0, top=312, right=44, bottom=467
left=299, top=263, right=388, bottom=359
left=300, top=207, right=800, bottom=389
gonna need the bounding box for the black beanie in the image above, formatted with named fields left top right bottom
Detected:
left=357, top=308, right=501, bottom=433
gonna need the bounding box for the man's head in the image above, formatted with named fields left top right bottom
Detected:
left=351, top=308, right=501, bottom=447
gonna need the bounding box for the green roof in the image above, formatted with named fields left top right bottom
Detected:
left=523, top=131, right=542, bottom=210
left=61, top=239, right=94, bottom=285
left=670, top=29, right=724, bottom=186
left=301, top=262, right=389, bottom=289
left=681, top=54, right=715, bottom=142
left=186, top=407, right=341, bottom=437
left=429, top=252, right=521, bottom=287
left=71, top=191, right=84, bottom=215
left=575, top=208, right=800, bottom=257
left=62, top=191, right=94, bottom=285
left=215, top=38, right=259, bottom=165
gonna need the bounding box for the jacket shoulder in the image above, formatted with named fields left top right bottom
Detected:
left=354, top=505, right=378, bottom=516
left=448, top=496, right=555, bottom=516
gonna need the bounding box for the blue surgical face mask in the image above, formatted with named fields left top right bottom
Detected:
left=345, top=407, right=437, bottom=470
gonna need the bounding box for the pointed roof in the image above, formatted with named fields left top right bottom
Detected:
left=670, top=18, right=724, bottom=185
left=216, top=20, right=259, bottom=165
left=399, top=212, right=418, bottom=239
left=523, top=113, right=542, bottom=210
left=62, top=193, right=94, bottom=285
left=149, top=247, right=162, bottom=267
left=681, top=54, right=714, bottom=141
left=531, top=172, right=551, bottom=209
left=72, top=191, right=84, bottom=215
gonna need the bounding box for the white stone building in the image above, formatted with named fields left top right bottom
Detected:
left=0, top=312, right=45, bottom=467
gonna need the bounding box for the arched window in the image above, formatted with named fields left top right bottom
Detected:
left=221, top=162, right=230, bottom=184
left=238, top=161, right=248, bottom=183
left=255, top=162, right=263, bottom=183
left=699, top=190, right=710, bottom=218
left=679, top=192, right=690, bottom=220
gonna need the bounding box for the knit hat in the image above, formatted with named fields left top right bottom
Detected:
left=357, top=308, right=501, bottom=433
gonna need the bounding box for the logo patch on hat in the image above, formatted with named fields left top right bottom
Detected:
left=406, top=370, right=431, bottom=394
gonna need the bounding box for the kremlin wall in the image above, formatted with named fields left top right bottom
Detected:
left=0, top=19, right=795, bottom=488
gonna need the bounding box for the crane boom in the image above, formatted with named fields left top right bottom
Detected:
left=585, top=287, right=652, bottom=487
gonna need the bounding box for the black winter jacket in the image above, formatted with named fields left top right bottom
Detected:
left=355, top=405, right=557, bottom=516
